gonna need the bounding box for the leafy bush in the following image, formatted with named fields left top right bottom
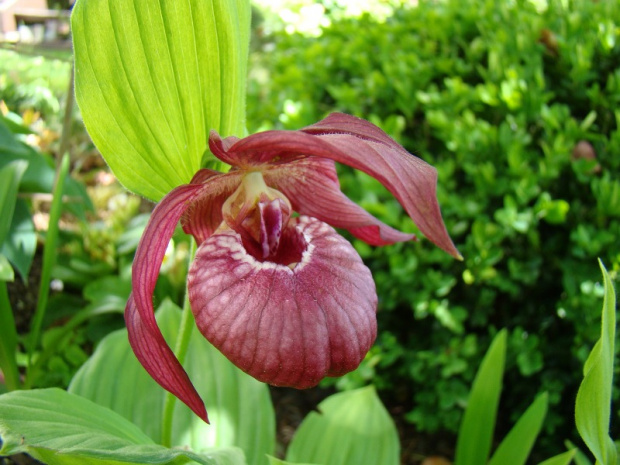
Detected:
left=247, top=0, right=620, bottom=453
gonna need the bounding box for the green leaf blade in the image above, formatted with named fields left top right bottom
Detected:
left=285, top=386, right=400, bottom=465
left=488, top=392, right=548, bottom=465
left=454, top=329, right=507, bottom=465
left=575, top=261, right=617, bottom=465
left=538, top=450, right=577, bottom=465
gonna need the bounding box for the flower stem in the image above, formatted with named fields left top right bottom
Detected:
left=161, top=238, right=197, bottom=447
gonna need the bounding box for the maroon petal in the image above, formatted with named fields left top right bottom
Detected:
left=263, top=157, right=414, bottom=246
left=214, top=114, right=461, bottom=258
left=209, top=131, right=244, bottom=167
left=181, top=170, right=242, bottom=244
left=187, top=216, right=377, bottom=388
left=127, top=183, right=208, bottom=422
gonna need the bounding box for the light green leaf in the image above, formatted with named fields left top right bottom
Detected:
left=538, top=450, right=577, bottom=465
left=454, top=329, right=507, bottom=465
left=575, top=261, right=617, bottom=465
left=488, top=392, right=548, bottom=465
left=72, top=0, right=251, bottom=201
left=285, top=386, right=400, bottom=465
left=0, top=388, right=246, bottom=465
left=69, top=299, right=275, bottom=465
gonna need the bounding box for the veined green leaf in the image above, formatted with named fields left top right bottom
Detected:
left=72, top=0, right=251, bottom=201
left=575, top=261, right=617, bottom=465
left=69, top=299, right=275, bottom=465
left=488, top=392, right=548, bottom=465
left=285, top=386, right=400, bottom=465
left=454, top=330, right=507, bottom=465
left=0, top=388, right=245, bottom=465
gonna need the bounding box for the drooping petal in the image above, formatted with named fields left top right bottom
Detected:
left=263, top=157, right=414, bottom=246
left=125, top=294, right=207, bottom=422
left=211, top=113, right=461, bottom=258
left=181, top=170, right=242, bottom=244
left=187, top=216, right=377, bottom=388
left=126, top=183, right=208, bottom=422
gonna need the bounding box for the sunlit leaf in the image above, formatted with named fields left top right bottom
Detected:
left=0, top=388, right=246, bottom=464
left=69, top=299, right=275, bottom=465
left=285, top=386, right=400, bottom=465
left=72, top=0, right=251, bottom=201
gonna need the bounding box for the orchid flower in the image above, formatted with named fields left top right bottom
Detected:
left=125, top=112, right=460, bottom=422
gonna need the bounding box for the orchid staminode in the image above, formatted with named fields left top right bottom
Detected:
left=125, top=113, right=461, bottom=422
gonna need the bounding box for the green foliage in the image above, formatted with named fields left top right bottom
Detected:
left=69, top=299, right=275, bottom=465
left=246, top=0, right=620, bottom=449
left=0, top=388, right=246, bottom=465
left=285, top=386, right=400, bottom=465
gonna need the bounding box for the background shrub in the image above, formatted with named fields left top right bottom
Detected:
left=248, top=0, right=620, bottom=454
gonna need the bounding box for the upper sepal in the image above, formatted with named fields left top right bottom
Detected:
left=210, top=113, right=461, bottom=258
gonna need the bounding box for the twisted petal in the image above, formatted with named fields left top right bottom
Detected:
left=126, top=183, right=208, bottom=422
left=210, top=113, right=461, bottom=258
left=263, top=157, right=414, bottom=246
left=181, top=169, right=242, bottom=244
left=187, top=216, right=377, bottom=388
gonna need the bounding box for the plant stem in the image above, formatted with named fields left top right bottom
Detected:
left=0, top=282, right=20, bottom=391
left=25, top=153, right=70, bottom=388
left=161, top=238, right=197, bottom=447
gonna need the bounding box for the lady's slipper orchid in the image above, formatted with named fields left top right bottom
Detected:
left=126, top=113, right=460, bottom=422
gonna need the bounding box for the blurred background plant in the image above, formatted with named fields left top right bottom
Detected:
left=248, top=0, right=620, bottom=457
left=1, top=0, right=619, bottom=463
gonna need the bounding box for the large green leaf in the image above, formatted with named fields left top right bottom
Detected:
left=575, top=261, right=617, bottom=465
left=72, top=0, right=251, bottom=201
left=0, top=388, right=245, bottom=465
left=488, top=393, right=548, bottom=465
left=454, top=329, right=507, bottom=465
left=69, top=299, right=275, bottom=465
left=285, top=386, right=400, bottom=465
